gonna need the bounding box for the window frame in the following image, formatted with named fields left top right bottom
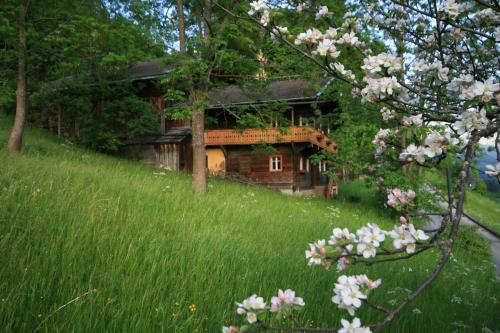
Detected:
left=269, top=155, right=283, bottom=172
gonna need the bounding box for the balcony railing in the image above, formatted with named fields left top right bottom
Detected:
left=204, top=126, right=337, bottom=153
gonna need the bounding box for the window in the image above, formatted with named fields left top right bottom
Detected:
left=269, top=155, right=282, bottom=172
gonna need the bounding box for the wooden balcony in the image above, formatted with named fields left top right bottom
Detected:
left=204, top=126, right=338, bottom=153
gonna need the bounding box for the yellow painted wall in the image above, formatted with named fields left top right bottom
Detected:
left=207, top=149, right=226, bottom=174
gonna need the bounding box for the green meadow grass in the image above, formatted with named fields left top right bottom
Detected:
left=426, top=169, right=500, bottom=234
left=463, top=191, right=500, bottom=234
left=0, top=116, right=499, bottom=333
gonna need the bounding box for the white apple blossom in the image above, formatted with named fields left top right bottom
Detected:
left=270, top=289, right=305, bottom=312
left=248, top=0, right=266, bottom=15
left=357, top=224, right=386, bottom=247
left=260, top=9, right=270, bottom=26
left=399, top=144, right=426, bottom=164
left=297, top=3, right=306, bottom=12
left=485, top=162, right=500, bottom=177
left=380, top=107, right=396, bottom=121
left=329, top=228, right=357, bottom=254
left=362, top=53, right=402, bottom=76
left=314, top=39, right=340, bottom=57
left=462, top=78, right=499, bottom=102
left=453, top=108, right=489, bottom=135
left=338, top=32, right=359, bottom=46
left=389, top=224, right=428, bottom=254
left=447, top=74, right=474, bottom=93
left=294, top=28, right=322, bottom=45
left=438, top=0, right=463, bottom=18
left=271, top=26, right=288, bottom=37
left=315, top=6, right=329, bottom=20
left=236, top=294, right=266, bottom=315
left=246, top=312, right=257, bottom=323
left=339, top=318, right=372, bottom=333
left=402, top=114, right=423, bottom=127
left=325, top=27, right=338, bottom=38
left=330, top=62, right=356, bottom=81
left=333, top=275, right=381, bottom=315
left=412, top=59, right=429, bottom=73
left=432, top=62, right=449, bottom=81
left=361, top=76, right=402, bottom=101
left=475, top=8, right=499, bottom=22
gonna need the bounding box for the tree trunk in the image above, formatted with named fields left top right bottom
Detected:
left=176, top=0, right=186, bottom=53
left=7, top=1, right=27, bottom=152
left=203, top=0, right=212, bottom=42
left=191, top=91, right=206, bottom=193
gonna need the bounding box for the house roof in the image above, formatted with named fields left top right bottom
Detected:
left=206, top=78, right=330, bottom=108
left=124, top=127, right=191, bottom=145
left=127, top=59, right=171, bottom=81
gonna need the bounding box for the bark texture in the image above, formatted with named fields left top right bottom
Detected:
left=7, top=1, right=27, bottom=152
left=191, top=92, right=207, bottom=193
left=176, top=0, right=186, bottom=53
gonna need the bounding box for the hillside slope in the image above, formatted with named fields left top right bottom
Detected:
left=0, top=116, right=499, bottom=333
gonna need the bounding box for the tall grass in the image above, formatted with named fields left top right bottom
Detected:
left=0, top=116, right=499, bottom=332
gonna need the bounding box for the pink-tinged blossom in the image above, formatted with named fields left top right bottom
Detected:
left=222, top=325, right=239, bottom=333
left=270, top=289, right=305, bottom=312
left=401, top=114, right=423, bottom=127
left=305, top=240, right=327, bottom=266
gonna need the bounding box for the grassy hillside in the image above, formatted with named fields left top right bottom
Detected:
left=426, top=169, right=500, bottom=234
left=0, top=116, right=499, bottom=333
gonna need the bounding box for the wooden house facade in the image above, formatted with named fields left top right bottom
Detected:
left=123, top=61, right=339, bottom=195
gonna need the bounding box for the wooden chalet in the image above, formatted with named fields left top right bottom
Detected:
left=123, top=61, right=339, bottom=196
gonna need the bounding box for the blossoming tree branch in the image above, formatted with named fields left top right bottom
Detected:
left=216, top=0, right=499, bottom=332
